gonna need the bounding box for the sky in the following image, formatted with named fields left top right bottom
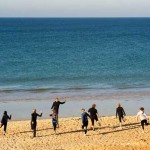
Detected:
left=0, top=0, right=150, bottom=17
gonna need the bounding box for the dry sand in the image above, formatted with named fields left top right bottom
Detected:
left=0, top=116, right=149, bottom=150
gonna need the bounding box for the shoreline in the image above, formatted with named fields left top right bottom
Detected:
left=0, top=116, right=149, bottom=150
left=0, top=98, right=150, bottom=120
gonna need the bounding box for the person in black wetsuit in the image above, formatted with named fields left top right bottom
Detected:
left=116, top=103, right=126, bottom=129
left=31, top=109, right=42, bottom=137
left=50, top=110, right=58, bottom=134
left=81, top=108, right=91, bottom=136
left=0, top=111, right=11, bottom=135
left=88, top=104, right=101, bottom=131
left=51, top=98, right=66, bottom=127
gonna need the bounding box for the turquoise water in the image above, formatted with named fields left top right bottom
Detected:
left=0, top=18, right=150, bottom=102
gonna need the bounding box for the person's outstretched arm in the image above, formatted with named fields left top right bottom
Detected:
left=37, top=113, right=42, bottom=117
left=8, top=114, right=11, bottom=120
left=51, top=102, right=54, bottom=109
left=86, top=112, right=91, bottom=119
left=59, top=100, right=66, bottom=104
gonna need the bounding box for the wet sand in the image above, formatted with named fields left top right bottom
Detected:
left=0, top=98, right=150, bottom=120
left=0, top=116, right=149, bottom=150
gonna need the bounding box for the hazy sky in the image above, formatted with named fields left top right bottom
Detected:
left=0, top=0, right=150, bottom=17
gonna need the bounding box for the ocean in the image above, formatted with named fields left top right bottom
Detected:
left=0, top=18, right=150, bottom=119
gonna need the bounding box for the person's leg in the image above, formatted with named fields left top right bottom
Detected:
left=141, top=120, right=145, bottom=131
left=82, top=124, right=85, bottom=134
left=122, top=116, right=126, bottom=122
left=56, top=113, right=59, bottom=128
left=91, top=118, right=94, bottom=130
left=144, top=120, right=149, bottom=126
left=33, top=123, right=36, bottom=137
left=95, top=116, right=101, bottom=126
left=54, top=124, right=57, bottom=131
left=53, top=122, right=57, bottom=134
left=85, top=126, right=87, bottom=134
left=119, top=116, right=122, bottom=129
left=84, top=121, right=88, bottom=135
left=4, top=123, right=7, bottom=133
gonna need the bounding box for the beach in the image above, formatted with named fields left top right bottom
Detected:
left=0, top=116, right=149, bottom=150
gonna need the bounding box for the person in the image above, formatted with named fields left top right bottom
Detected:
left=136, top=107, right=149, bottom=133
left=88, top=104, right=101, bottom=131
left=51, top=98, right=66, bottom=127
left=31, top=109, right=42, bottom=137
left=50, top=110, right=58, bottom=134
left=81, top=108, right=91, bottom=136
left=116, top=103, right=126, bottom=129
left=0, top=111, right=11, bottom=135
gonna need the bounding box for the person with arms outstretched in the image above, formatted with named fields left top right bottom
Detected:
left=51, top=98, right=66, bottom=127
left=31, top=109, right=42, bottom=137
left=88, top=104, right=101, bottom=131
left=136, top=107, right=149, bottom=133
left=0, top=111, right=12, bottom=135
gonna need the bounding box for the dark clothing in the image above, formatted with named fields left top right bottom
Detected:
left=141, top=119, right=149, bottom=130
left=88, top=108, right=98, bottom=126
left=51, top=101, right=65, bottom=114
left=31, top=113, right=42, bottom=123
left=116, top=107, right=126, bottom=122
left=81, top=112, right=90, bottom=134
left=82, top=121, right=88, bottom=134
left=118, top=116, right=124, bottom=123
left=1, top=114, right=11, bottom=132
left=91, top=116, right=98, bottom=126
left=1, top=114, right=11, bottom=124
left=81, top=112, right=90, bottom=125
left=50, top=113, right=58, bottom=131
left=88, top=108, right=98, bottom=118
left=31, top=113, right=42, bottom=137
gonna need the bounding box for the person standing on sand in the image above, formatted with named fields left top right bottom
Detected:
left=50, top=109, right=58, bottom=134
left=81, top=108, right=91, bottom=136
left=0, top=111, right=12, bottom=135
left=136, top=107, right=149, bottom=133
left=88, top=104, right=101, bottom=131
left=116, top=103, right=126, bottom=129
left=31, top=109, right=42, bottom=137
left=51, top=98, right=66, bottom=127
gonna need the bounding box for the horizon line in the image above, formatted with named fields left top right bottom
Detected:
left=0, top=16, right=150, bottom=19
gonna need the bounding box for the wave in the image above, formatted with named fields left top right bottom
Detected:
left=0, top=87, right=86, bottom=93
left=1, top=84, right=150, bottom=94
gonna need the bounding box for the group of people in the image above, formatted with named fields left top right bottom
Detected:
left=0, top=98, right=149, bottom=137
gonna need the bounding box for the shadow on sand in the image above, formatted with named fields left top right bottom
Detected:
left=11, top=122, right=141, bottom=137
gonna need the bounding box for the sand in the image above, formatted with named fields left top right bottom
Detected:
left=0, top=116, right=149, bottom=150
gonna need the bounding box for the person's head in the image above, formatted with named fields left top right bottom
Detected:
left=81, top=108, right=85, bottom=113
left=92, top=104, right=96, bottom=108
left=55, top=98, right=59, bottom=102
left=140, top=107, right=144, bottom=112
left=4, top=111, right=7, bottom=115
left=117, top=103, right=121, bottom=107
left=32, top=109, right=36, bottom=113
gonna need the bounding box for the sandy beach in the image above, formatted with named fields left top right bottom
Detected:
left=0, top=116, right=149, bottom=150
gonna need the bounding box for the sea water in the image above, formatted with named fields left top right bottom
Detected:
left=0, top=18, right=150, bottom=119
